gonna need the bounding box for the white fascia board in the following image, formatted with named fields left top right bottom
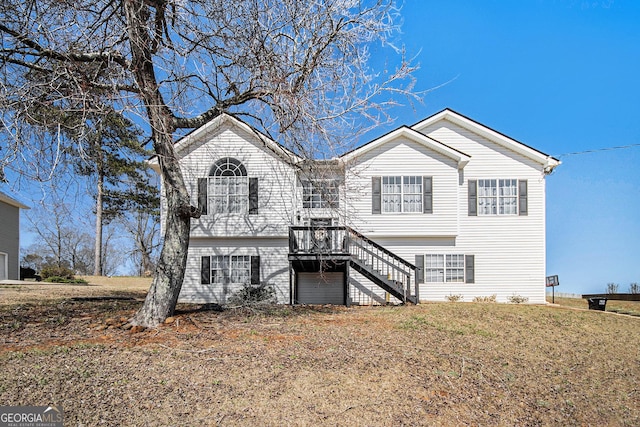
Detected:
left=0, top=191, right=29, bottom=209
left=174, top=114, right=299, bottom=162
left=412, top=109, right=559, bottom=168
left=146, top=113, right=301, bottom=173
left=342, top=126, right=470, bottom=169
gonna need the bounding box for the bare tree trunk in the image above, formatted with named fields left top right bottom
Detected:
left=93, top=171, right=103, bottom=276
left=125, top=0, right=195, bottom=327
left=1, top=0, right=417, bottom=326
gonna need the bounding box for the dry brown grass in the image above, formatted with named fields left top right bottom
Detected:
left=548, top=296, right=640, bottom=316
left=0, top=285, right=638, bottom=426
left=0, top=276, right=150, bottom=305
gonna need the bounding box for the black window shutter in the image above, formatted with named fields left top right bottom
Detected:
left=415, top=255, right=424, bottom=284
left=251, top=255, right=260, bottom=285
left=198, top=178, right=208, bottom=215
left=372, top=177, right=381, bottom=214
left=201, top=256, right=211, bottom=285
left=518, top=180, right=528, bottom=216
left=423, top=176, right=433, bottom=214
left=468, top=180, right=477, bottom=216
left=465, top=255, right=475, bottom=284
left=249, top=178, right=259, bottom=215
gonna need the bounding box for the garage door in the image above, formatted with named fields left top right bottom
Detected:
left=297, top=272, right=344, bottom=305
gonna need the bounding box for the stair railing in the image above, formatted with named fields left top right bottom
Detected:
left=345, top=227, right=418, bottom=303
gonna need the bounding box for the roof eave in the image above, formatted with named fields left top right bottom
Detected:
left=0, top=191, right=29, bottom=209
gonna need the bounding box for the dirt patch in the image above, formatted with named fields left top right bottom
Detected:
left=1, top=293, right=639, bottom=426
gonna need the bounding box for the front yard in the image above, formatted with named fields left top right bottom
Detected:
left=0, top=280, right=638, bottom=425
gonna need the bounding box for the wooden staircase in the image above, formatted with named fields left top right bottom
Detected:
left=346, top=228, right=418, bottom=304
left=289, top=226, right=418, bottom=304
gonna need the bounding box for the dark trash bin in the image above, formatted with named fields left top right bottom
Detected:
left=588, top=298, right=607, bottom=311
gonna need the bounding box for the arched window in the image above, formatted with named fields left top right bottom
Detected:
left=209, top=158, right=248, bottom=213
left=209, top=157, right=247, bottom=177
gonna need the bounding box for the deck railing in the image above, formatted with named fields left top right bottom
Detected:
left=289, top=226, right=349, bottom=255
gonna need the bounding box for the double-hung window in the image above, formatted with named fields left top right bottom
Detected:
left=302, top=180, right=339, bottom=209
left=477, top=179, right=518, bottom=215
left=203, top=255, right=259, bottom=286
left=211, top=256, right=250, bottom=285
left=445, top=254, right=465, bottom=282
left=498, top=179, right=518, bottom=215
left=382, top=176, right=423, bottom=213
left=424, top=254, right=468, bottom=283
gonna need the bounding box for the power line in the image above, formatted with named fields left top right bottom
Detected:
left=555, top=143, right=640, bottom=158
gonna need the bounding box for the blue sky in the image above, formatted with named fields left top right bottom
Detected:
left=372, top=0, right=640, bottom=294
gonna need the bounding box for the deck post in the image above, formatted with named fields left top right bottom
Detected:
left=289, top=261, right=293, bottom=305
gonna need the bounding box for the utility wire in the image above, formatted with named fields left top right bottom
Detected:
left=555, top=143, right=640, bottom=158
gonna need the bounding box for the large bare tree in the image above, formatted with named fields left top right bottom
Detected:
left=1, top=0, right=417, bottom=326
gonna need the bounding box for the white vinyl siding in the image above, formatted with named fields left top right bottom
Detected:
left=417, top=120, right=548, bottom=303
left=181, top=239, right=289, bottom=305
left=176, top=121, right=296, bottom=238
left=345, top=136, right=459, bottom=237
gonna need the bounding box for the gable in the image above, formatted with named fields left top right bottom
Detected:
left=412, top=109, right=560, bottom=172
left=148, top=113, right=300, bottom=173
left=346, top=133, right=464, bottom=174
left=342, top=126, right=470, bottom=169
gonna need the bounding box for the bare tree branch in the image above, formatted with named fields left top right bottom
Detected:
left=1, top=0, right=420, bottom=327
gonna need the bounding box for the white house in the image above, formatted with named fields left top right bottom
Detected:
left=153, top=109, right=560, bottom=305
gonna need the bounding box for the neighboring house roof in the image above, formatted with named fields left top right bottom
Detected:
left=411, top=108, right=561, bottom=171
left=0, top=189, right=29, bottom=210
left=341, top=125, right=471, bottom=169
left=148, top=113, right=301, bottom=172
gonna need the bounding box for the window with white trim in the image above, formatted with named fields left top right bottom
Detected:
left=211, top=255, right=251, bottom=285
left=445, top=254, right=465, bottom=283
left=209, top=158, right=248, bottom=214
left=382, top=176, right=422, bottom=213
left=425, top=254, right=466, bottom=283
left=302, top=180, right=339, bottom=208
left=499, top=179, right=518, bottom=215
left=478, top=179, right=518, bottom=215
